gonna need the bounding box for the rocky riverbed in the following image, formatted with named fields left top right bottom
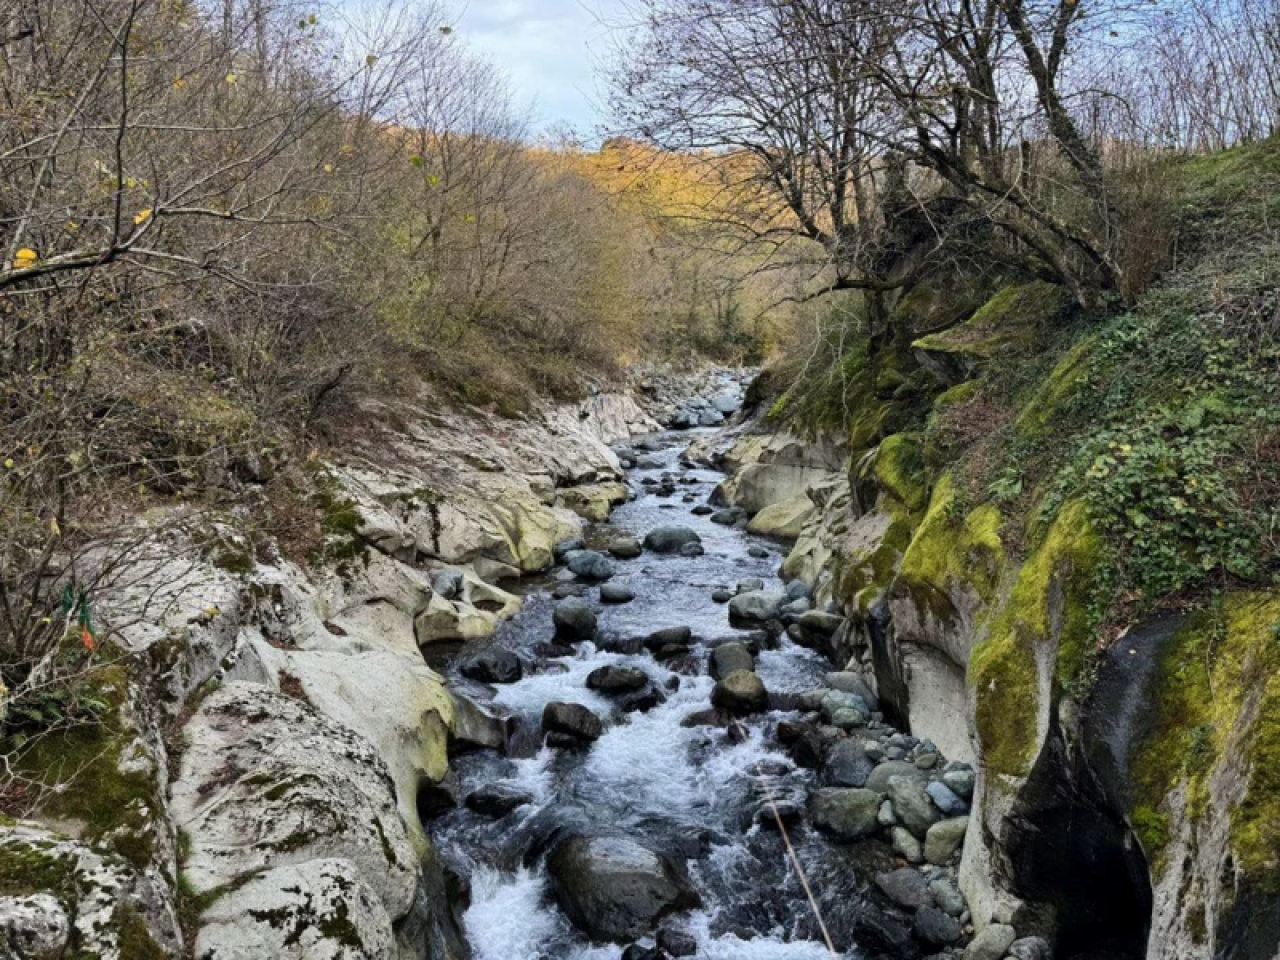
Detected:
left=424, top=417, right=1047, bottom=960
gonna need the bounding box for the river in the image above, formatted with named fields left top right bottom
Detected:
left=427, top=425, right=897, bottom=959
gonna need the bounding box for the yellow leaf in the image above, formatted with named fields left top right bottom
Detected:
left=49, top=516, right=61, bottom=537
left=133, top=208, right=153, bottom=225
left=323, top=163, right=334, bottom=174
left=13, top=248, right=37, bottom=269
left=173, top=76, right=186, bottom=89
left=225, top=72, right=237, bottom=84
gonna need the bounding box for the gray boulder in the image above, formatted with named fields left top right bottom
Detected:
left=808, top=788, right=881, bottom=840
left=710, top=642, right=754, bottom=679
left=824, top=672, right=880, bottom=712
left=942, top=765, right=976, bottom=800
left=728, top=590, right=785, bottom=624
left=797, top=610, right=844, bottom=635
left=712, top=393, right=742, bottom=414
left=543, top=702, right=604, bottom=744
left=600, top=583, right=636, bottom=604
left=785, top=579, right=811, bottom=600
left=587, top=665, right=649, bottom=693
left=546, top=835, right=698, bottom=942
left=914, top=905, right=963, bottom=947
left=925, top=816, right=970, bottom=865
left=875, top=867, right=933, bottom=910
left=698, top=409, right=725, bottom=426
left=865, top=760, right=925, bottom=794
left=929, top=876, right=966, bottom=917
left=780, top=597, right=811, bottom=616
left=824, top=738, right=875, bottom=788
left=569, top=550, right=615, bottom=581
left=819, top=690, right=868, bottom=724
left=461, top=648, right=523, bottom=684
left=554, top=538, right=584, bottom=560
left=926, top=780, right=968, bottom=815
left=553, top=597, right=598, bottom=641
left=964, top=924, right=1017, bottom=960
left=887, top=774, right=942, bottom=838
left=892, top=826, right=923, bottom=863
left=608, top=537, right=643, bottom=559
left=643, top=526, right=702, bottom=553
left=1009, top=936, right=1053, bottom=960
left=710, top=670, right=768, bottom=715
left=465, top=783, right=534, bottom=818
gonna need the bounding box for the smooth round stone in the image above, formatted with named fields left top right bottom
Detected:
left=568, top=550, right=615, bottom=581
left=600, top=583, right=636, bottom=604
left=608, top=538, right=643, bottom=559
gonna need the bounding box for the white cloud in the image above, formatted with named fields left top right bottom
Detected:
left=456, top=0, right=624, bottom=138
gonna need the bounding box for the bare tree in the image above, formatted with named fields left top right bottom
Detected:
left=610, top=0, right=935, bottom=339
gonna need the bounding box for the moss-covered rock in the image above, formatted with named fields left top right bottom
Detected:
left=6, top=665, right=164, bottom=874
left=873, top=434, right=928, bottom=513
left=912, top=281, right=1072, bottom=385
left=555, top=482, right=630, bottom=522
left=892, top=277, right=990, bottom=334
left=1132, top=592, right=1280, bottom=879
left=969, top=500, right=1102, bottom=779
left=1124, top=591, right=1280, bottom=956
left=895, top=474, right=1005, bottom=626
left=194, top=858, right=395, bottom=959
left=1013, top=335, right=1094, bottom=437
left=0, top=822, right=172, bottom=957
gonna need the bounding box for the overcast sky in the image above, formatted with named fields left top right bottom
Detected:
left=454, top=0, right=627, bottom=142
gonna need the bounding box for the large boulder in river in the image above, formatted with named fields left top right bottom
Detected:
left=710, top=669, right=768, bottom=715
left=542, top=701, right=604, bottom=745
left=546, top=834, right=698, bottom=942
left=553, top=597, right=598, bottom=642
left=728, top=590, right=785, bottom=625
left=460, top=647, right=522, bottom=684
left=587, top=665, right=649, bottom=693
left=643, top=526, right=703, bottom=553
left=710, top=642, right=753, bottom=679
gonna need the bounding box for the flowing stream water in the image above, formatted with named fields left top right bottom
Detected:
left=429, top=428, right=881, bottom=959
